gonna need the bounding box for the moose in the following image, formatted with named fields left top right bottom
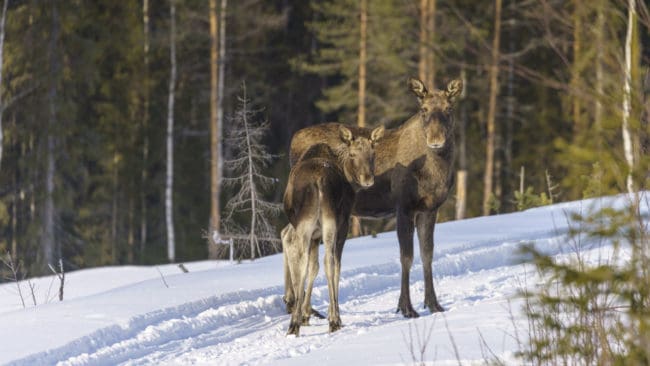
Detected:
left=283, top=125, right=385, bottom=336
left=288, top=77, right=463, bottom=318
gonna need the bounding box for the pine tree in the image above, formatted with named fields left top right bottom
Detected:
left=222, top=83, right=281, bottom=260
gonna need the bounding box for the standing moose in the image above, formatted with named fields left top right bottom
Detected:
left=283, top=125, right=384, bottom=335
left=288, top=77, right=463, bottom=317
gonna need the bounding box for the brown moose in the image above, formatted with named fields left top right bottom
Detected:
left=282, top=125, right=384, bottom=336
left=288, top=77, right=463, bottom=318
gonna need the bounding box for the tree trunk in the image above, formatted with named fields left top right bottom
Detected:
left=111, top=152, right=118, bottom=264
left=571, top=0, right=582, bottom=137
left=208, top=0, right=222, bottom=257
left=128, top=196, right=135, bottom=264
left=594, top=0, right=604, bottom=131
left=358, top=0, right=367, bottom=129
left=246, top=119, right=257, bottom=259
left=482, top=0, right=502, bottom=216
left=0, top=0, right=7, bottom=172
left=351, top=0, right=368, bottom=238
left=455, top=66, right=467, bottom=220
left=504, top=0, right=515, bottom=212
left=140, top=0, right=150, bottom=262
left=622, top=0, right=636, bottom=194
left=43, top=0, right=60, bottom=270
left=418, top=0, right=435, bottom=87
left=166, top=0, right=177, bottom=263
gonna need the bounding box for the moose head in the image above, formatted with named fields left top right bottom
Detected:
left=338, top=124, right=385, bottom=189
left=408, top=77, right=463, bottom=151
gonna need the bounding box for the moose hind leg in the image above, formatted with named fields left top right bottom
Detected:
left=301, top=236, right=323, bottom=324
left=287, top=230, right=310, bottom=336
left=396, top=209, right=419, bottom=318
left=416, top=212, right=444, bottom=313
left=322, top=217, right=341, bottom=332
left=282, top=225, right=296, bottom=314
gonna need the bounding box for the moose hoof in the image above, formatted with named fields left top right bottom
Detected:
left=329, top=319, right=342, bottom=333
left=287, top=321, right=301, bottom=337
left=426, top=301, right=445, bottom=313
left=397, top=304, right=420, bottom=318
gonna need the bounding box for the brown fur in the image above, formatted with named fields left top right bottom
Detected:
left=283, top=126, right=384, bottom=336
left=288, top=78, right=463, bottom=317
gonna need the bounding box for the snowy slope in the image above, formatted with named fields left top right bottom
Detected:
left=0, top=193, right=645, bottom=365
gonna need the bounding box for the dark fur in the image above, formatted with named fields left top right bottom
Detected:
left=288, top=78, right=463, bottom=317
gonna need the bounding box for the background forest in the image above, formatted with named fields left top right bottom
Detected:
left=0, top=0, right=649, bottom=276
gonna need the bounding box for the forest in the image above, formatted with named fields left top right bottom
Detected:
left=0, top=0, right=648, bottom=276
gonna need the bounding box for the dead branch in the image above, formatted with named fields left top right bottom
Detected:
left=1, top=251, right=25, bottom=308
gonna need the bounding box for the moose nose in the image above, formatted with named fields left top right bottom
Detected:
left=360, top=175, right=374, bottom=188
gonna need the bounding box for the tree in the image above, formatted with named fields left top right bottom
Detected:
left=165, top=0, right=177, bottom=263
left=139, top=0, right=151, bottom=262
left=208, top=0, right=226, bottom=259
left=0, top=0, right=8, bottom=172
left=42, top=0, right=61, bottom=270
left=419, top=0, right=435, bottom=87
left=622, top=0, right=637, bottom=194
left=222, top=83, right=281, bottom=260
left=482, top=0, right=502, bottom=216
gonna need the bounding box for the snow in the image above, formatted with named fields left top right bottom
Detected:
left=0, top=193, right=645, bottom=365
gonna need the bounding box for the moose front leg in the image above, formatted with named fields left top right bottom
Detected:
left=416, top=211, right=444, bottom=313
left=396, top=209, right=419, bottom=318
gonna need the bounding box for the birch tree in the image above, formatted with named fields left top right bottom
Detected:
left=222, top=83, right=281, bottom=260
left=165, top=0, right=177, bottom=262
left=622, top=0, right=636, bottom=194
left=208, top=0, right=222, bottom=258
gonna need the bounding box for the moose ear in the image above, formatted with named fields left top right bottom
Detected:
left=339, top=125, right=354, bottom=145
left=370, top=125, right=385, bottom=144
left=446, top=79, right=463, bottom=103
left=408, top=77, right=428, bottom=100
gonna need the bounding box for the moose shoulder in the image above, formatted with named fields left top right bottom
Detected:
left=288, top=77, right=463, bottom=317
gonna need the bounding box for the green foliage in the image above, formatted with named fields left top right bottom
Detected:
left=514, top=187, right=552, bottom=211
left=519, top=201, right=650, bottom=365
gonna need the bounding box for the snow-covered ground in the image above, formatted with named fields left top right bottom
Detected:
left=0, top=193, right=645, bottom=365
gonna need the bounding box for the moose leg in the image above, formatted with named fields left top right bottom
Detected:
left=416, top=211, right=444, bottom=313
left=322, top=218, right=341, bottom=332
left=301, top=237, right=323, bottom=324
left=281, top=225, right=295, bottom=314
left=287, top=231, right=309, bottom=336
left=396, top=208, right=419, bottom=318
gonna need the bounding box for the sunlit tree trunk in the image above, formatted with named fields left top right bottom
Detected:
left=482, top=0, right=502, bottom=216
left=209, top=0, right=222, bottom=257
left=571, top=0, right=582, bottom=138
left=166, top=0, right=177, bottom=262
left=455, top=66, right=467, bottom=220
left=418, top=0, right=435, bottom=88
left=351, top=0, right=367, bottom=237
left=140, top=0, right=150, bottom=262
left=594, top=0, right=604, bottom=131
left=622, top=0, right=636, bottom=194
